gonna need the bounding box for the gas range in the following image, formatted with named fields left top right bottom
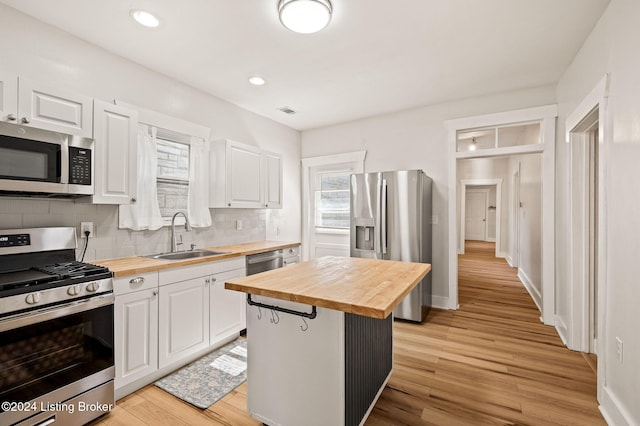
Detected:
left=0, top=227, right=115, bottom=426
left=0, top=229, right=113, bottom=318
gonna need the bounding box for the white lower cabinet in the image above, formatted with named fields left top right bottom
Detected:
left=115, top=288, right=158, bottom=389
left=159, top=277, right=209, bottom=369
left=210, top=268, right=246, bottom=344
left=114, top=272, right=159, bottom=392
left=114, top=256, right=247, bottom=398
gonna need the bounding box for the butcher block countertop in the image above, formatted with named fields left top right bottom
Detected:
left=94, top=240, right=299, bottom=277
left=225, top=256, right=431, bottom=319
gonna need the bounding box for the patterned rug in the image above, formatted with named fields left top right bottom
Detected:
left=155, top=337, right=247, bottom=409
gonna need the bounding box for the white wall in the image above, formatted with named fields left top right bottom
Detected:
left=556, top=0, right=640, bottom=423
left=510, top=154, right=543, bottom=299
left=301, top=86, right=556, bottom=306
left=0, top=5, right=301, bottom=260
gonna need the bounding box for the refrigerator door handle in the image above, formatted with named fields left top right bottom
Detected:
left=381, top=178, right=388, bottom=255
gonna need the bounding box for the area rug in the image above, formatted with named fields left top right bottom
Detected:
left=155, top=337, right=247, bottom=409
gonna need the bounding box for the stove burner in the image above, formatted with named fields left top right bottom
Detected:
left=0, top=261, right=112, bottom=298
left=33, top=261, right=109, bottom=279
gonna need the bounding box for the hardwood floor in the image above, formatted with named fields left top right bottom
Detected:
left=94, top=241, right=605, bottom=425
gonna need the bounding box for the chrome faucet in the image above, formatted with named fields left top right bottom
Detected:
left=170, top=211, right=192, bottom=252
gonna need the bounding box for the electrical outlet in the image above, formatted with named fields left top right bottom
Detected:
left=80, top=222, right=94, bottom=238
left=616, top=337, right=623, bottom=363
left=236, top=220, right=243, bottom=230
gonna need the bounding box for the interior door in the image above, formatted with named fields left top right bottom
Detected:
left=465, top=190, right=487, bottom=241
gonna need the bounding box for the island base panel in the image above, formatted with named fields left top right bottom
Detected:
left=345, top=313, right=393, bottom=425
left=246, top=297, right=393, bottom=426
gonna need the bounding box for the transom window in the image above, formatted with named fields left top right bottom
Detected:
left=456, top=122, right=541, bottom=153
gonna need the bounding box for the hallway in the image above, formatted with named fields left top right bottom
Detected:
left=368, top=241, right=604, bottom=425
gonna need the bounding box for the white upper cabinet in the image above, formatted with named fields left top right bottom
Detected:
left=15, top=77, right=93, bottom=138
left=210, top=139, right=284, bottom=209
left=263, top=151, right=282, bottom=209
left=91, top=100, right=138, bottom=204
left=0, top=73, right=18, bottom=123
left=210, top=139, right=264, bottom=208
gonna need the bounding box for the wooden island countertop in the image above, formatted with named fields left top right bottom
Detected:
left=225, top=255, right=431, bottom=319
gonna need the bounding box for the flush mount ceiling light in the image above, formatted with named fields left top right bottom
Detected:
left=248, top=76, right=267, bottom=86
left=469, top=137, right=477, bottom=151
left=278, top=0, right=333, bottom=34
left=130, top=9, right=160, bottom=28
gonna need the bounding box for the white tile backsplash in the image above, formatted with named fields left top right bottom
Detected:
left=0, top=198, right=267, bottom=262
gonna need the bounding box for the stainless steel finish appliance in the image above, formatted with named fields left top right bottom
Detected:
left=0, top=227, right=114, bottom=426
left=0, top=122, right=93, bottom=197
left=246, top=249, right=285, bottom=275
left=350, top=170, right=432, bottom=322
left=283, top=246, right=300, bottom=267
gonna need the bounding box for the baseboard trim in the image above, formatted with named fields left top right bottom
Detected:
left=496, top=251, right=506, bottom=259
left=600, top=385, right=635, bottom=426
left=505, top=255, right=514, bottom=267
left=517, top=268, right=542, bottom=312
left=555, top=316, right=569, bottom=347
left=431, top=295, right=450, bottom=310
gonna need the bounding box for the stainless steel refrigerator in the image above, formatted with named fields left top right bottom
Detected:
left=350, top=169, right=432, bottom=323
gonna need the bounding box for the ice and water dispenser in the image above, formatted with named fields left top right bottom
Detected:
left=354, top=218, right=375, bottom=251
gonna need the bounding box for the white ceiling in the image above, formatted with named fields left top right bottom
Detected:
left=0, top=0, right=610, bottom=130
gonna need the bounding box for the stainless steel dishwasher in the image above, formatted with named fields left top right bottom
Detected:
left=246, top=246, right=300, bottom=275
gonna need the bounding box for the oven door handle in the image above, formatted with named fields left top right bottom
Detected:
left=0, top=293, right=114, bottom=332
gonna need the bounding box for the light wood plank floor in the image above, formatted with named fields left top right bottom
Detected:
left=93, top=241, right=605, bottom=425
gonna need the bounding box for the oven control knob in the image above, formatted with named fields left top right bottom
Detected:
left=86, top=282, right=100, bottom=293
left=67, top=285, right=81, bottom=296
left=25, top=292, right=41, bottom=305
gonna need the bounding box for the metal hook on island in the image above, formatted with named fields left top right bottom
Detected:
left=257, top=306, right=262, bottom=320
left=270, top=309, right=280, bottom=325
left=300, top=317, right=308, bottom=332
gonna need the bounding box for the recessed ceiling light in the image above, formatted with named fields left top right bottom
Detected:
left=249, top=76, right=266, bottom=86
left=130, top=9, right=160, bottom=28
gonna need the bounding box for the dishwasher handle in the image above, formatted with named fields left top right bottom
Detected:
left=247, top=253, right=283, bottom=265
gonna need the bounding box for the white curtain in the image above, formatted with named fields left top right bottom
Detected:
left=118, top=125, right=164, bottom=231
left=187, top=136, right=212, bottom=227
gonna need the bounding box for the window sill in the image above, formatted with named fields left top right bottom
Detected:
left=315, top=227, right=350, bottom=235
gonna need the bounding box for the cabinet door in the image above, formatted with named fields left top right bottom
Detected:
left=226, top=141, right=263, bottom=208
left=92, top=100, right=138, bottom=204
left=210, top=268, right=246, bottom=345
left=0, top=73, right=18, bottom=122
left=263, top=152, right=283, bottom=209
left=159, top=278, right=209, bottom=369
left=17, top=77, right=93, bottom=138
left=115, top=288, right=158, bottom=390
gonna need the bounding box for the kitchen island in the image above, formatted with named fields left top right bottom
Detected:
left=225, top=256, right=431, bottom=426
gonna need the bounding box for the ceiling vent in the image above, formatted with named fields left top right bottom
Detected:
left=278, top=106, right=297, bottom=115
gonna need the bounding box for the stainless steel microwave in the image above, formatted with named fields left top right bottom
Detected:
left=0, top=122, right=93, bottom=197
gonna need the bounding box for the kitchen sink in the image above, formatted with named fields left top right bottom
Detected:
left=145, top=249, right=229, bottom=261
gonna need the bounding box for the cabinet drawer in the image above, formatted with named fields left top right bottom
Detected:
left=114, top=272, right=159, bottom=296
left=159, top=256, right=245, bottom=286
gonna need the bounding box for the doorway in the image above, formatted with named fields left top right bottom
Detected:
left=567, top=105, right=601, bottom=354
left=458, top=178, right=503, bottom=258
left=446, top=105, right=556, bottom=323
